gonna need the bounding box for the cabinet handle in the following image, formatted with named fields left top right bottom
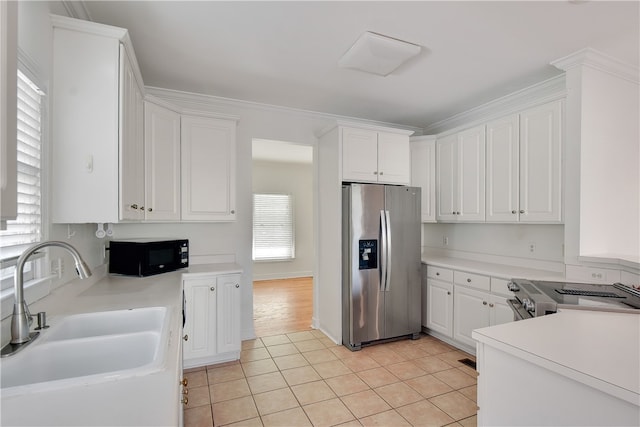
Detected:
left=467, top=278, right=471, bottom=283
left=456, top=211, right=460, bottom=215
left=131, top=204, right=138, bottom=209
left=520, top=210, right=525, bottom=214
left=436, top=272, right=440, bottom=276
left=447, top=291, right=451, bottom=295
left=180, top=378, right=188, bottom=387
left=489, top=303, right=494, bottom=308
left=235, top=284, right=240, bottom=288
left=148, top=207, right=153, bottom=212
left=181, top=396, right=189, bottom=405
left=511, top=210, right=517, bottom=214
left=482, top=301, right=488, bottom=305
left=452, top=211, right=456, bottom=215
left=182, top=388, right=189, bottom=395
left=379, top=171, right=384, bottom=175
left=210, top=287, right=215, bottom=291
left=231, top=210, right=235, bottom=214
left=140, top=206, right=144, bottom=210
left=373, top=171, right=378, bottom=175
left=183, top=334, right=189, bottom=341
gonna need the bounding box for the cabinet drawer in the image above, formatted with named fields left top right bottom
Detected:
left=427, top=266, right=453, bottom=282
left=454, top=271, right=490, bottom=291
left=490, top=277, right=512, bottom=298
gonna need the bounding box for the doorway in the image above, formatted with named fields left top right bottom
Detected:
left=251, top=139, right=315, bottom=337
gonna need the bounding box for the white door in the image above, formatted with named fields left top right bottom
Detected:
left=181, top=115, right=236, bottom=221
left=490, top=295, right=514, bottom=326
left=426, top=279, right=454, bottom=338
left=377, top=132, right=410, bottom=185
left=216, top=274, right=241, bottom=354
left=453, top=286, right=490, bottom=348
left=436, top=134, right=458, bottom=221
left=144, top=101, right=181, bottom=221
left=457, top=125, right=486, bottom=222
left=486, top=115, right=519, bottom=222
left=342, top=127, right=378, bottom=182
left=183, top=277, right=217, bottom=361
left=519, top=100, right=562, bottom=222
left=411, top=137, right=436, bottom=222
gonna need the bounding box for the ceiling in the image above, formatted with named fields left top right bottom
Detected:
left=80, top=1, right=639, bottom=130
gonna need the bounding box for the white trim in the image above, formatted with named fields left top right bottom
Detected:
left=424, top=75, right=566, bottom=136
left=551, top=48, right=640, bottom=84
left=61, top=1, right=92, bottom=21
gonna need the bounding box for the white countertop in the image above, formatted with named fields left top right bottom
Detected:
left=422, top=253, right=565, bottom=281
left=472, top=309, right=640, bottom=405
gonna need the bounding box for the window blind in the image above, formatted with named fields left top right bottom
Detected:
left=0, top=70, right=42, bottom=262
left=252, top=193, right=295, bottom=261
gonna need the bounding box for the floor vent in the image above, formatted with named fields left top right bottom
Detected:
left=458, top=358, right=477, bottom=370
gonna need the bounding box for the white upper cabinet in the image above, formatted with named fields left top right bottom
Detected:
left=486, top=101, right=562, bottom=223
left=51, top=16, right=145, bottom=223
left=144, top=101, right=181, bottom=221
left=410, top=136, right=436, bottom=222
left=181, top=115, right=237, bottom=221
left=342, top=126, right=411, bottom=185
left=436, top=125, right=486, bottom=222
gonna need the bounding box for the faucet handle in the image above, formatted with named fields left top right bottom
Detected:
left=35, top=312, right=49, bottom=330
left=22, top=301, right=34, bottom=326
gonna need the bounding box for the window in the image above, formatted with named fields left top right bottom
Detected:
left=252, top=193, right=295, bottom=261
left=0, top=70, right=43, bottom=290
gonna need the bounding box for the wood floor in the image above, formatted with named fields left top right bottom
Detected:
left=253, top=277, right=313, bottom=337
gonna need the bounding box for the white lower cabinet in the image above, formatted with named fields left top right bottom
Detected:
left=453, top=286, right=512, bottom=348
left=183, top=272, right=241, bottom=368
left=424, top=266, right=454, bottom=338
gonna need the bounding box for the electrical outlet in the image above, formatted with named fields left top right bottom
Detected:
left=529, top=242, right=536, bottom=253
left=443, top=236, right=449, bottom=246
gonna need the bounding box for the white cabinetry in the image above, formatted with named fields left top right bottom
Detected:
left=410, top=136, right=436, bottom=222
left=144, top=101, right=181, bottom=221
left=183, top=271, right=241, bottom=368
left=424, top=266, right=454, bottom=338
left=342, top=126, right=412, bottom=185
left=0, top=1, right=17, bottom=228
left=181, top=115, right=237, bottom=221
left=436, top=125, right=486, bottom=222
left=453, top=286, right=511, bottom=348
left=486, top=100, right=562, bottom=223
left=51, top=15, right=145, bottom=223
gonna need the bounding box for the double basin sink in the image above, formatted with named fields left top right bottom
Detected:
left=1, top=306, right=169, bottom=392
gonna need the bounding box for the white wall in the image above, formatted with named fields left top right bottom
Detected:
left=252, top=159, right=314, bottom=281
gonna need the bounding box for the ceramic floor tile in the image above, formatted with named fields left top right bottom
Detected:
left=273, top=353, right=309, bottom=370
left=281, top=365, right=321, bottom=386
left=253, top=387, right=300, bottom=416
left=242, top=358, right=279, bottom=377
left=225, top=417, right=264, bottom=427
left=184, top=366, right=207, bottom=374
left=291, top=380, right=337, bottom=405
left=246, top=371, right=288, bottom=394
left=340, top=389, right=391, bottom=419
left=340, top=354, right=381, bottom=372
left=430, top=391, right=478, bottom=421
left=294, top=339, right=327, bottom=353
left=208, top=364, right=245, bottom=384
left=366, top=349, right=408, bottom=366
left=359, top=409, right=411, bottom=426
left=312, top=360, right=352, bottom=379
left=184, top=404, right=213, bottom=427
left=287, top=331, right=316, bottom=342
left=241, top=347, right=272, bottom=362
left=374, top=382, right=423, bottom=408
left=457, top=364, right=479, bottom=378
left=261, top=334, right=292, bottom=346
left=325, top=373, right=370, bottom=396
left=241, top=338, right=265, bottom=350
left=302, top=348, right=338, bottom=364
left=328, top=345, right=357, bottom=359
left=310, top=329, right=328, bottom=339
left=436, top=350, right=474, bottom=367
left=302, top=398, right=356, bottom=427
left=385, top=361, right=427, bottom=380
left=187, top=385, right=212, bottom=407
left=413, top=356, right=455, bottom=374
left=405, top=374, right=453, bottom=399
left=318, top=337, right=339, bottom=348
left=418, top=340, right=456, bottom=355
left=261, top=407, right=312, bottom=427
left=393, top=345, right=430, bottom=360
left=266, top=343, right=300, bottom=358
left=433, top=368, right=477, bottom=389
left=459, top=385, right=477, bottom=402
left=212, top=396, right=259, bottom=426
left=458, top=415, right=477, bottom=427
left=210, top=378, right=251, bottom=403
left=356, top=367, right=399, bottom=388
left=184, top=369, right=208, bottom=388
left=396, top=399, right=455, bottom=427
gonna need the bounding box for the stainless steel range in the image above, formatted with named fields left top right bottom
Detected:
left=507, top=279, right=640, bottom=320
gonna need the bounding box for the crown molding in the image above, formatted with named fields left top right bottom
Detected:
left=551, top=48, right=640, bottom=84
left=61, top=1, right=91, bottom=21
left=146, top=86, right=422, bottom=134
left=423, top=74, right=566, bottom=135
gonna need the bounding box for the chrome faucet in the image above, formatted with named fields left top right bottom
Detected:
left=1, top=241, right=92, bottom=357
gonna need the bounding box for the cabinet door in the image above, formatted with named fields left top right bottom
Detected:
left=436, top=134, right=458, bottom=221
left=181, top=116, right=237, bottom=221
left=183, top=277, right=217, bottom=361
left=519, top=100, right=562, bottom=222
left=426, top=278, right=454, bottom=338
left=454, top=286, right=490, bottom=348
left=457, top=125, right=486, bottom=221
left=216, top=274, right=241, bottom=354
left=486, top=115, right=519, bottom=222
left=411, top=138, right=436, bottom=222
left=144, top=101, right=181, bottom=221
left=378, top=132, right=410, bottom=184
left=119, top=46, right=144, bottom=221
left=490, top=295, right=514, bottom=327
left=342, top=127, right=378, bottom=182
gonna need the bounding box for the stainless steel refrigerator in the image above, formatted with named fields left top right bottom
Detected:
left=342, top=183, right=422, bottom=350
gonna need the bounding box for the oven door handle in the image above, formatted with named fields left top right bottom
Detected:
left=507, top=298, right=531, bottom=321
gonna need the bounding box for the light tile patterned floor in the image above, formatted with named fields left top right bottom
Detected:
left=183, top=332, right=477, bottom=427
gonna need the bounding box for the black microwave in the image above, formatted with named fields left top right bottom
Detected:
left=108, top=238, right=189, bottom=277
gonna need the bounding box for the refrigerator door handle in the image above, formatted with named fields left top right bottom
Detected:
left=380, top=209, right=388, bottom=291
left=385, top=210, right=392, bottom=291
